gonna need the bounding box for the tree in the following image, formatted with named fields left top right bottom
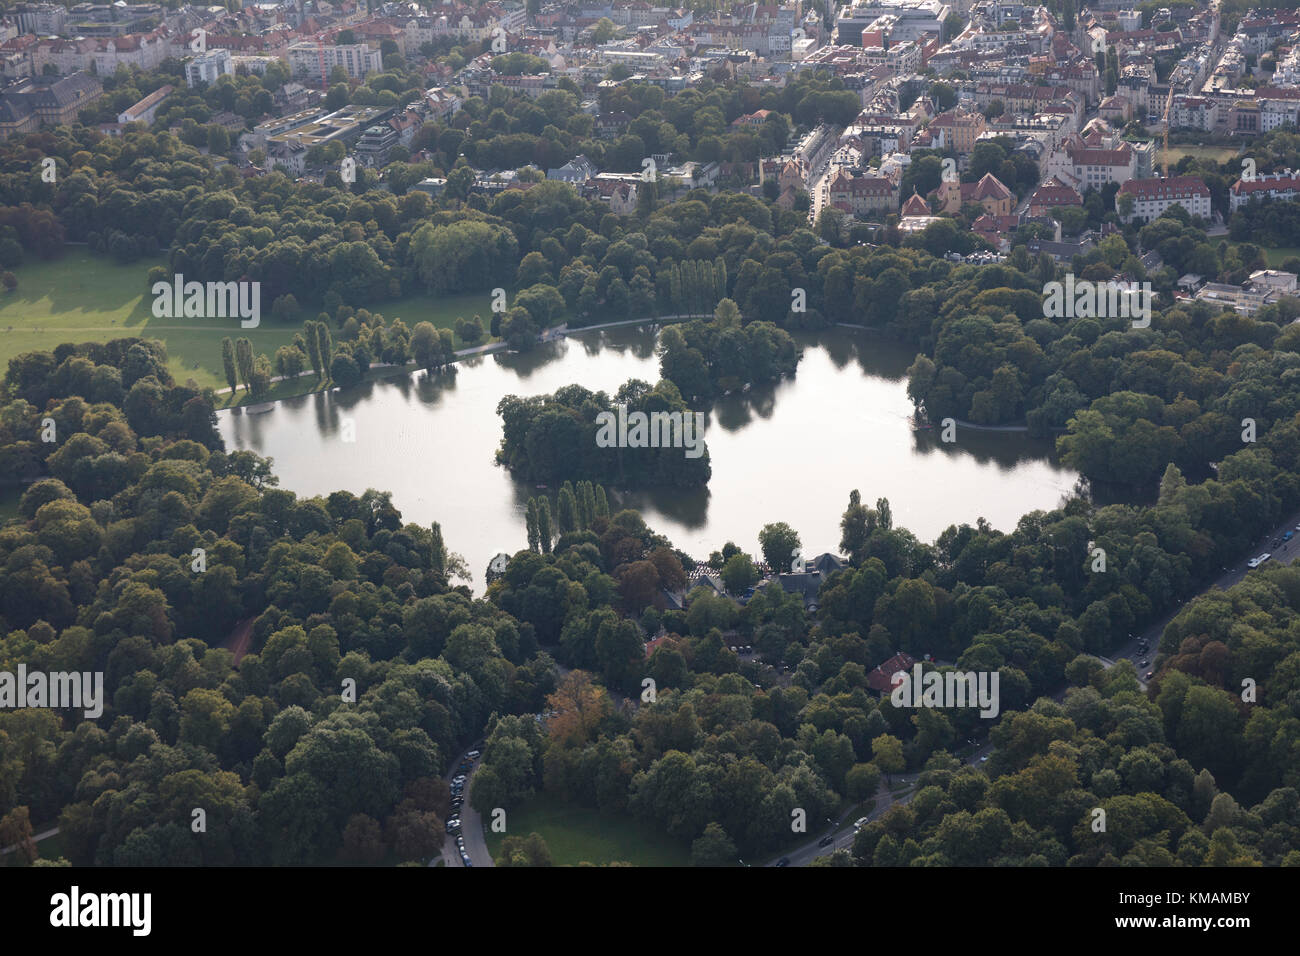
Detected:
left=234, top=337, right=254, bottom=393
left=691, top=822, right=736, bottom=866
left=496, top=832, right=553, bottom=866
left=315, top=324, right=333, bottom=380
left=871, top=735, right=905, bottom=782
left=339, top=813, right=385, bottom=865
left=721, top=552, right=758, bottom=593
left=758, top=522, right=801, bottom=572
left=536, top=496, right=553, bottom=553
left=714, top=297, right=742, bottom=328
left=546, top=671, right=612, bottom=748
left=845, top=763, right=881, bottom=801
left=0, top=806, right=38, bottom=864
left=221, top=337, right=238, bottom=394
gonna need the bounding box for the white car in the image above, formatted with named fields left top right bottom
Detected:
left=853, top=816, right=869, bottom=831
left=1248, top=553, right=1272, bottom=568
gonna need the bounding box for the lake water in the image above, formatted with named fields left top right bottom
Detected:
left=217, top=326, right=1080, bottom=588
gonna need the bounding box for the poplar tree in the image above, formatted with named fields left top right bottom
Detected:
left=304, top=320, right=323, bottom=378
left=315, top=323, right=333, bottom=379
left=536, top=496, right=554, bottom=554
left=430, top=521, right=446, bottom=574
left=526, top=499, right=540, bottom=552
left=235, top=337, right=254, bottom=393
left=221, top=337, right=238, bottom=393
left=557, top=482, right=578, bottom=534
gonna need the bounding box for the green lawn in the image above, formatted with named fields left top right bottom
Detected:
left=484, top=793, right=691, bottom=867
left=1165, top=145, right=1241, bottom=166
left=1227, top=242, right=1300, bottom=269
left=0, top=252, right=496, bottom=405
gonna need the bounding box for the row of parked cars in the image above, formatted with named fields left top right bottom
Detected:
left=447, top=747, right=482, bottom=867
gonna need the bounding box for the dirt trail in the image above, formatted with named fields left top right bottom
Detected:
left=222, top=617, right=255, bottom=666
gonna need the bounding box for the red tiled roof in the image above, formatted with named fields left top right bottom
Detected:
left=1118, top=175, right=1209, bottom=199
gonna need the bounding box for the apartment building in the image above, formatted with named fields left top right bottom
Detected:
left=186, top=49, right=233, bottom=88
left=287, top=41, right=382, bottom=82
left=1116, top=175, right=1211, bottom=223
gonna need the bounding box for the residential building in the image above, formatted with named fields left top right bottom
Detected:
left=1230, top=169, right=1300, bottom=212
left=928, top=107, right=987, bottom=155
left=827, top=168, right=899, bottom=217
left=186, top=49, right=233, bottom=88
left=117, top=84, right=173, bottom=126
left=1116, top=175, right=1211, bottom=223
left=937, top=172, right=1014, bottom=216
left=547, top=154, right=596, bottom=183
left=287, top=41, right=383, bottom=82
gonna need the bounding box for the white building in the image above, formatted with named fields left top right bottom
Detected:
left=185, top=49, right=233, bottom=89
left=287, top=41, right=382, bottom=82
left=1116, top=175, right=1212, bottom=224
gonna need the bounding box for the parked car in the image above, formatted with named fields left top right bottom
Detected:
left=1145, top=670, right=1154, bottom=680
left=1248, top=554, right=1272, bottom=568
left=853, top=817, right=869, bottom=831
left=467, top=750, right=481, bottom=759
left=462, top=855, right=472, bottom=868
left=1285, top=531, right=1294, bottom=542
left=1140, top=659, right=1149, bottom=666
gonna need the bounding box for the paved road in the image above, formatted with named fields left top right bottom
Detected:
left=0, top=826, right=58, bottom=857
left=435, top=744, right=494, bottom=868
left=1104, top=507, right=1300, bottom=684
left=779, top=508, right=1300, bottom=866
left=775, top=742, right=994, bottom=867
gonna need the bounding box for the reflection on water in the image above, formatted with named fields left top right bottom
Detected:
left=219, top=326, right=1080, bottom=589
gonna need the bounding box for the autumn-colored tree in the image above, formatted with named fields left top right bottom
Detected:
left=546, top=670, right=612, bottom=749
left=0, top=807, right=38, bottom=864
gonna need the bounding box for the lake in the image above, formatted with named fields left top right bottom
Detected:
left=217, top=326, right=1080, bottom=588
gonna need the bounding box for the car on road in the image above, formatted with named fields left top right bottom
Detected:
left=1145, top=671, right=1154, bottom=680
left=447, top=818, right=460, bottom=830
left=462, top=855, right=472, bottom=868
left=453, top=773, right=467, bottom=782
left=776, top=857, right=790, bottom=867
left=1248, top=554, right=1272, bottom=568
left=979, top=755, right=988, bottom=762
left=1285, top=531, right=1294, bottom=542
left=818, top=836, right=834, bottom=847
left=853, top=817, right=869, bottom=831
left=467, top=749, right=481, bottom=759
left=1140, top=659, right=1149, bottom=666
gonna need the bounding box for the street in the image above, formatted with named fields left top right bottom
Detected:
left=434, top=744, right=494, bottom=868
left=777, top=507, right=1300, bottom=866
